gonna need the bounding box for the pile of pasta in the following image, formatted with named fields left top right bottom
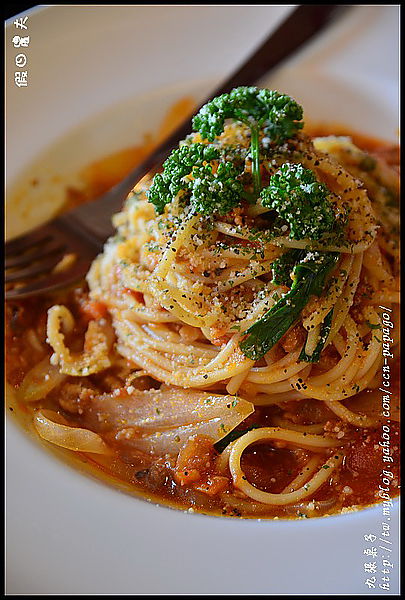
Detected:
left=43, top=126, right=400, bottom=510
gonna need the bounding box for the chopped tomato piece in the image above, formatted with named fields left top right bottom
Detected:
left=79, top=300, right=108, bottom=321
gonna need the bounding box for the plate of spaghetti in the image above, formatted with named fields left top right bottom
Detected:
left=5, top=4, right=400, bottom=596
left=7, top=85, right=400, bottom=518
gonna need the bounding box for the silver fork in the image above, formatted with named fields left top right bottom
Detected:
left=5, top=5, right=345, bottom=300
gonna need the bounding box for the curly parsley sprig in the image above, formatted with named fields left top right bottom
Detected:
left=147, top=143, right=243, bottom=215
left=260, top=163, right=339, bottom=241
left=192, top=86, right=303, bottom=196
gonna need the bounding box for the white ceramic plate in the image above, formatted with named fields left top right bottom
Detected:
left=5, top=5, right=400, bottom=594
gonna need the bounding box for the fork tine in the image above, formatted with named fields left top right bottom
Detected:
left=6, top=230, right=53, bottom=255
left=5, top=260, right=90, bottom=299
left=5, top=254, right=67, bottom=283
left=5, top=240, right=66, bottom=269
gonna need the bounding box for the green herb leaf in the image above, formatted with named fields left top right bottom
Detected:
left=239, top=252, right=339, bottom=361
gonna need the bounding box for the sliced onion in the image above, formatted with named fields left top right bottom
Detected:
left=34, top=409, right=111, bottom=454
left=80, top=388, right=254, bottom=455
left=18, top=357, right=67, bottom=402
